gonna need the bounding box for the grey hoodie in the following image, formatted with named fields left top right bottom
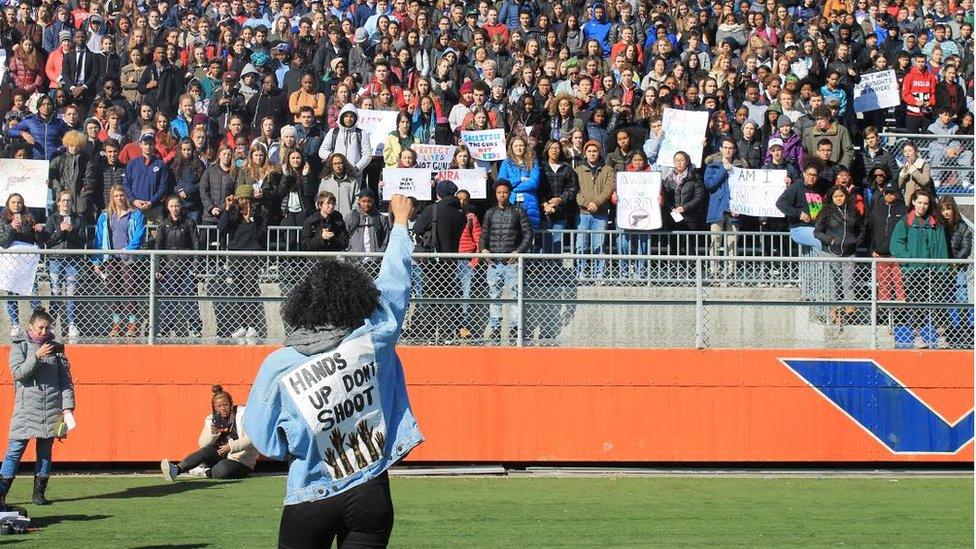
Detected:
left=318, top=103, right=372, bottom=174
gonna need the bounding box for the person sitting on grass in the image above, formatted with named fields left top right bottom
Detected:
left=161, top=385, right=257, bottom=481
left=244, top=194, right=421, bottom=549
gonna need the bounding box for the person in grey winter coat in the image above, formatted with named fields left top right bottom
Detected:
left=0, top=307, right=75, bottom=508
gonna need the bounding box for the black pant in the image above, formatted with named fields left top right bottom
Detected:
left=178, top=446, right=251, bottom=479
left=278, top=472, right=394, bottom=549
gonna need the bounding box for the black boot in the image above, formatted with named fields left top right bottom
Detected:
left=0, top=477, right=13, bottom=510
left=32, top=476, right=49, bottom=506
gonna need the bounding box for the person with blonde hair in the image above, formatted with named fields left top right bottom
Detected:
left=234, top=145, right=281, bottom=224
left=92, top=184, right=147, bottom=338
left=49, top=131, right=97, bottom=223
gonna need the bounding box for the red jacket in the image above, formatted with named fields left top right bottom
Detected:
left=901, top=67, right=938, bottom=116
left=458, top=211, right=482, bottom=266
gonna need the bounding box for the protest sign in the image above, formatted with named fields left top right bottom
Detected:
left=414, top=144, right=455, bottom=171
left=0, top=159, right=49, bottom=209
left=728, top=168, right=788, bottom=218
left=382, top=168, right=432, bottom=201
left=853, top=70, right=900, bottom=113
left=0, top=243, right=40, bottom=296
left=356, top=109, right=398, bottom=156
left=435, top=168, right=488, bottom=199
left=460, top=129, right=507, bottom=161
left=657, top=109, right=709, bottom=167
left=615, top=172, right=663, bottom=230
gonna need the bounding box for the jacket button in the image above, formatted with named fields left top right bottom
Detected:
left=396, top=444, right=403, bottom=453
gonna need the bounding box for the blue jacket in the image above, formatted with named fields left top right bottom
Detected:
left=92, top=209, right=147, bottom=265
left=7, top=115, right=69, bottom=161
left=498, top=159, right=541, bottom=229
left=243, top=225, right=423, bottom=505
left=703, top=161, right=731, bottom=224
left=123, top=156, right=171, bottom=206
left=498, top=0, right=532, bottom=30
left=583, top=6, right=612, bottom=56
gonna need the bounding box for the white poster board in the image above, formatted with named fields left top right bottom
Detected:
left=413, top=144, right=455, bottom=172
left=382, top=168, right=432, bottom=201
left=356, top=109, right=398, bottom=156
left=615, top=172, right=663, bottom=230
left=657, top=109, right=709, bottom=167
left=435, top=168, right=488, bottom=199
left=853, top=70, right=900, bottom=113
left=0, top=243, right=40, bottom=296
left=0, top=159, right=50, bottom=209
left=460, top=129, right=507, bottom=161
left=728, top=168, right=788, bottom=218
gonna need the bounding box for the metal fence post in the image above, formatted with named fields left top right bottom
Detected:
left=148, top=253, right=157, bottom=345
left=870, top=258, right=878, bottom=349
left=695, top=258, right=704, bottom=349
left=515, top=255, right=524, bottom=347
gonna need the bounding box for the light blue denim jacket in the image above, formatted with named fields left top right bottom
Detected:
left=243, top=225, right=423, bottom=505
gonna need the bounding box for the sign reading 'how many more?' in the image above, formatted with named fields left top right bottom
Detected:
left=382, top=168, right=433, bottom=201
left=460, top=129, right=507, bottom=161
left=728, top=168, right=788, bottom=218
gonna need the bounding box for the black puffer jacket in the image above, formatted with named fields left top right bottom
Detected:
left=300, top=210, right=348, bottom=251
left=663, top=170, right=706, bottom=222
left=859, top=196, right=907, bottom=256
left=814, top=203, right=862, bottom=256
left=539, top=163, right=579, bottom=222
left=155, top=215, right=200, bottom=251
left=947, top=221, right=973, bottom=260
left=479, top=204, right=533, bottom=254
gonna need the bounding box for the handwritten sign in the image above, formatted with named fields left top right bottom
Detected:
left=382, top=168, right=432, bottom=201
left=657, top=109, right=709, bottom=168
left=357, top=109, right=398, bottom=156
left=0, top=159, right=49, bottom=209
left=615, top=172, right=663, bottom=230
left=435, top=168, right=488, bottom=199
left=414, top=144, right=455, bottom=172
left=728, top=168, right=788, bottom=218
left=460, top=129, right=507, bottom=161
left=853, top=70, right=900, bottom=113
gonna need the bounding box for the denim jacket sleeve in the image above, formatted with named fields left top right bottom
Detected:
left=368, top=224, right=413, bottom=343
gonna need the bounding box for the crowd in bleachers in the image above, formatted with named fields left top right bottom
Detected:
left=0, top=0, right=972, bottom=345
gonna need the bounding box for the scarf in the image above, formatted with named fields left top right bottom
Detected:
left=28, top=330, right=54, bottom=346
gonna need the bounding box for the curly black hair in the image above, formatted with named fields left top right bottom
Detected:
left=281, top=259, right=381, bottom=331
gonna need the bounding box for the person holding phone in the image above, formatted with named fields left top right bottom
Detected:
left=0, top=193, right=44, bottom=339
left=40, top=191, right=87, bottom=342
left=161, top=385, right=257, bottom=481
left=0, top=307, right=75, bottom=508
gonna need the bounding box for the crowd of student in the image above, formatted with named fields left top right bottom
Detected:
left=0, top=0, right=972, bottom=346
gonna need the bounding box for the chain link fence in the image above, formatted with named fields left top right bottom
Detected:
left=0, top=248, right=970, bottom=350
left=880, top=133, right=975, bottom=193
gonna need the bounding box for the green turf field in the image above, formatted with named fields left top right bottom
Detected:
left=0, top=475, right=970, bottom=547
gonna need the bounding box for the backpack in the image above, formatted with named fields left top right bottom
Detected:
left=328, top=126, right=363, bottom=156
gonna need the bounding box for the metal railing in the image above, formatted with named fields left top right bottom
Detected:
left=880, top=133, right=975, bottom=193
left=0, top=248, right=970, bottom=350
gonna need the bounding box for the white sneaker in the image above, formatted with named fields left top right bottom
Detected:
left=245, top=327, right=259, bottom=344
left=9, top=326, right=22, bottom=339
left=67, top=324, right=79, bottom=342
left=186, top=465, right=210, bottom=477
